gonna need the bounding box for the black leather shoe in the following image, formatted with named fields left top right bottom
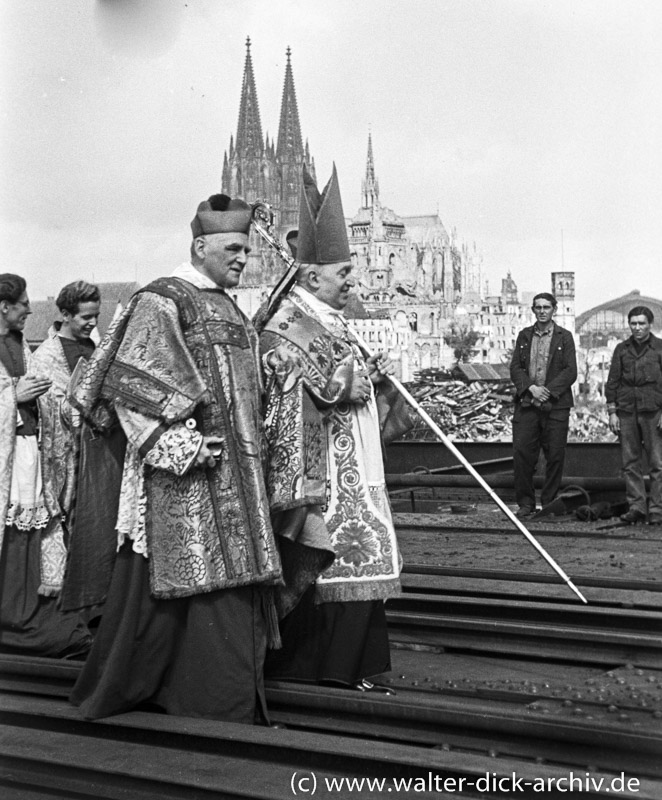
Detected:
left=516, top=507, right=535, bottom=519
left=354, top=679, right=396, bottom=695
left=620, top=509, right=647, bottom=524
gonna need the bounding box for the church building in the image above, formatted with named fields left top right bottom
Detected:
left=221, top=38, right=315, bottom=316
left=220, top=39, right=545, bottom=379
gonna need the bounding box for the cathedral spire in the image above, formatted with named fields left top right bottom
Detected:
left=362, top=131, right=380, bottom=208
left=235, top=36, right=264, bottom=159
left=275, top=47, right=310, bottom=231
left=276, top=46, right=303, bottom=162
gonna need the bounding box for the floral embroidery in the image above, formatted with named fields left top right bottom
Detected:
left=144, top=423, right=200, bottom=476
left=334, top=522, right=379, bottom=567
left=262, top=294, right=401, bottom=603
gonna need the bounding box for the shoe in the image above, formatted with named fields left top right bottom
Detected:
left=516, top=507, right=535, bottom=519
left=354, top=679, right=396, bottom=695
left=648, top=515, right=662, bottom=525
left=619, top=509, right=647, bottom=524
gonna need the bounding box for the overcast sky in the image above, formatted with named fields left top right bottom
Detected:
left=1, top=0, right=660, bottom=315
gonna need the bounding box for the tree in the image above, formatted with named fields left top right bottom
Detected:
left=443, top=322, right=480, bottom=365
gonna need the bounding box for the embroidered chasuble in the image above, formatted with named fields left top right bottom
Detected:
left=69, top=269, right=281, bottom=599
left=261, top=287, right=406, bottom=605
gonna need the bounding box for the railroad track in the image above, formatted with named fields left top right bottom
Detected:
left=399, top=522, right=662, bottom=542
left=1, top=654, right=661, bottom=799
left=2, top=557, right=662, bottom=799
left=1, top=511, right=661, bottom=798
left=390, top=568, right=662, bottom=668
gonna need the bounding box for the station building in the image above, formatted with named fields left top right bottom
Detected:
left=576, top=289, right=662, bottom=347
left=574, top=289, right=662, bottom=400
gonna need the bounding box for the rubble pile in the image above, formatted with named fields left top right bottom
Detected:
left=401, top=380, right=515, bottom=442
left=399, top=378, right=615, bottom=443
left=568, top=406, right=613, bottom=442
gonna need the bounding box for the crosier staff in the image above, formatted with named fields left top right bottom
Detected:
left=250, top=200, right=588, bottom=605
left=251, top=201, right=300, bottom=332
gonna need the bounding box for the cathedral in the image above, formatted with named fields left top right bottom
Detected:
left=220, top=39, right=566, bottom=379
left=345, top=132, right=485, bottom=377
left=221, top=38, right=313, bottom=305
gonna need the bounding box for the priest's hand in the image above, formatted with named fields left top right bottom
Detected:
left=195, top=436, right=225, bottom=469
left=366, top=352, right=395, bottom=385
left=608, top=413, right=620, bottom=435
left=16, top=375, right=52, bottom=403
left=348, top=373, right=373, bottom=405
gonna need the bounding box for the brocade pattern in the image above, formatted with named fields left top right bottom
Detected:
left=76, top=278, right=282, bottom=599
left=262, top=294, right=401, bottom=603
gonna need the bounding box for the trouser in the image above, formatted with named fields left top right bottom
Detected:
left=619, top=410, right=662, bottom=517
left=512, top=405, right=570, bottom=510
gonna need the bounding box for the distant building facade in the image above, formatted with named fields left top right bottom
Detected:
left=576, top=289, right=662, bottom=346
left=575, top=289, right=662, bottom=399
left=455, top=272, right=575, bottom=369
left=552, top=271, right=576, bottom=333
left=472, top=273, right=536, bottom=365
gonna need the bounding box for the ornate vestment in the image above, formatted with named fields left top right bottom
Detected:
left=70, top=269, right=282, bottom=600
left=261, top=288, right=409, bottom=605
left=0, top=355, right=18, bottom=534
left=0, top=336, right=67, bottom=596
left=32, top=329, right=83, bottom=529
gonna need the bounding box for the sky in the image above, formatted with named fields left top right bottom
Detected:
left=1, top=0, right=660, bottom=315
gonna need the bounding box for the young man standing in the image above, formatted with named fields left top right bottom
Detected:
left=509, top=292, right=577, bottom=518
left=606, top=306, right=662, bottom=524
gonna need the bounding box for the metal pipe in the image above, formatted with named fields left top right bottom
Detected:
left=386, top=474, right=628, bottom=490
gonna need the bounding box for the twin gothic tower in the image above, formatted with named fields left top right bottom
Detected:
left=219, top=39, right=488, bottom=376
left=221, top=38, right=315, bottom=245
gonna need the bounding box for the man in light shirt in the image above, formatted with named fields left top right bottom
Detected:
left=509, top=292, right=577, bottom=518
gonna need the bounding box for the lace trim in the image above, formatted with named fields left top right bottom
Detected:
left=5, top=502, right=50, bottom=531
left=115, top=444, right=148, bottom=556
left=130, top=487, right=148, bottom=556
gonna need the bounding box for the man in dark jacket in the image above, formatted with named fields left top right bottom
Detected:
left=510, top=292, right=578, bottom=517
left=605, top=306, right=662, bottom=524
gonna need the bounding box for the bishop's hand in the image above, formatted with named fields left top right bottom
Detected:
left=366, top=352, right=394, bottom=385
